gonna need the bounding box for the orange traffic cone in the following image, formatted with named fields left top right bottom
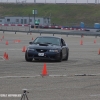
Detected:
left=18, top=40, right=21, bottom=43
left=0, top=39, right=2, bottom=41
left=2, top=35, right=4, bottom=39
left=14, top=40, right=18, bottom=43
left=32, top=37, right=33, bottom=40
left=94, top=40, right=96, bottom=43
left=22, top=46, right=26, bottom=52
left=98, top=49, right=100, bottom=55
left=3, top=52, right=6, bottom=59
left=5, top=53, right=9, bottom=60
left=41, top=63, right=48, bottom=76
left=14, top=40, right=21, bottom=43
left=6, top=41, right=8, bottom=45
left=80, top=40, right=83, bottom=45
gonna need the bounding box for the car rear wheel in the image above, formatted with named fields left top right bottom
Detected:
left=25, top=51, right=33, bottom=62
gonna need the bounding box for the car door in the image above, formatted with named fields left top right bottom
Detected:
left=61, top=39, right=66, bottom=59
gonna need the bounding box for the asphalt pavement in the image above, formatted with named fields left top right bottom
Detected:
left=0, top=30, right=100, bottom=100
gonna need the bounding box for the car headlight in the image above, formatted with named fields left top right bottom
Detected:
left=49, top=49, right=59, bottom=53
left=27, top=48, right=35, bottom=51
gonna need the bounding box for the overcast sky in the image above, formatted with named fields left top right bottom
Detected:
left=0, top=0, right=99, bottom=3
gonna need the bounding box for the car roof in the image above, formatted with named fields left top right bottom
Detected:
left=36, top=36, right=62, bottom=39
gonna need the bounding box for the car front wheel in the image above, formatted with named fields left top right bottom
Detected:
left=57, top=52, right=62, bottom=62
left=25, top=51, right=33, bottom=62
left=64, top=51, right=69, bottom=61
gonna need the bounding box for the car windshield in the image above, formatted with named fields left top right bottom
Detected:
left=33, top=37, right=61, bottom=46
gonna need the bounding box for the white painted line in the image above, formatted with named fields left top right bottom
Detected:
left=7, top=49, right=22, bottom=50
left=0, top=74, right=99, bottom=79
left=49, top=75, right=67, bottom=77
left=95, top=73, right=100, bottom=75
left=0, top=49, right=22, bottom=51
left=0, top=75, right=68, bottom=79
left=90, top=94, right=100, bottom=97
left=0, top=75, right=40, bottom=79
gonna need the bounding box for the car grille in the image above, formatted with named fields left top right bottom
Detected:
left=36, top=49, right=47, bottom=53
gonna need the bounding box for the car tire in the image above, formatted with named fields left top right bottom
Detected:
left=25, top=51, right=33, bottom=62
left=57, top=52, right=62, bottom=62
left=64, top=51, right=69, bottom=61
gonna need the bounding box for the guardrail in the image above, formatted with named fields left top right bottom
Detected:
left=0, top=25, right=99, bottom=37
left=0, top=28, right=100, bottom=37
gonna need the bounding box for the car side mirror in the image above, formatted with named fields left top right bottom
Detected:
left=29, top=42, right=33, bottom=44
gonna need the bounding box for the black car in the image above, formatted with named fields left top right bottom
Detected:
left=25, top=36, right=69, bottom=62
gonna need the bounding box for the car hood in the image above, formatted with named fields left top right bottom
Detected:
left=28, top=44, right=61, bottom=49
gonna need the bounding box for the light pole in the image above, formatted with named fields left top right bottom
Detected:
left=33, top=9, right=37, bottom=29
left=95, top=0, right=97, bottom=4
left=65, top=0, right=67, bottom=4
left=55, top=0, right=56, bottom=4
left=29, top=14, right=30, bottom=32
left=49, top=13, right=51, bottom=25
left=76, top=0, right=77, bottom=4
left=34, top=0, right=36, bottom=3
left=34, top=11, right=35, bottom=28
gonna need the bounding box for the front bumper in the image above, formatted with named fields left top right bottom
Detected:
left=27, top=50, right=61, bottom=60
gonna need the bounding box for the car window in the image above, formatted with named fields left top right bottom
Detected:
left=34, top=37, right=60, bottom=46
left=61, top=39, right=66, bottom=46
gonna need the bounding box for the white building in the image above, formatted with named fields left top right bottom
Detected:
left=0, top=16, right=51, bottom=26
